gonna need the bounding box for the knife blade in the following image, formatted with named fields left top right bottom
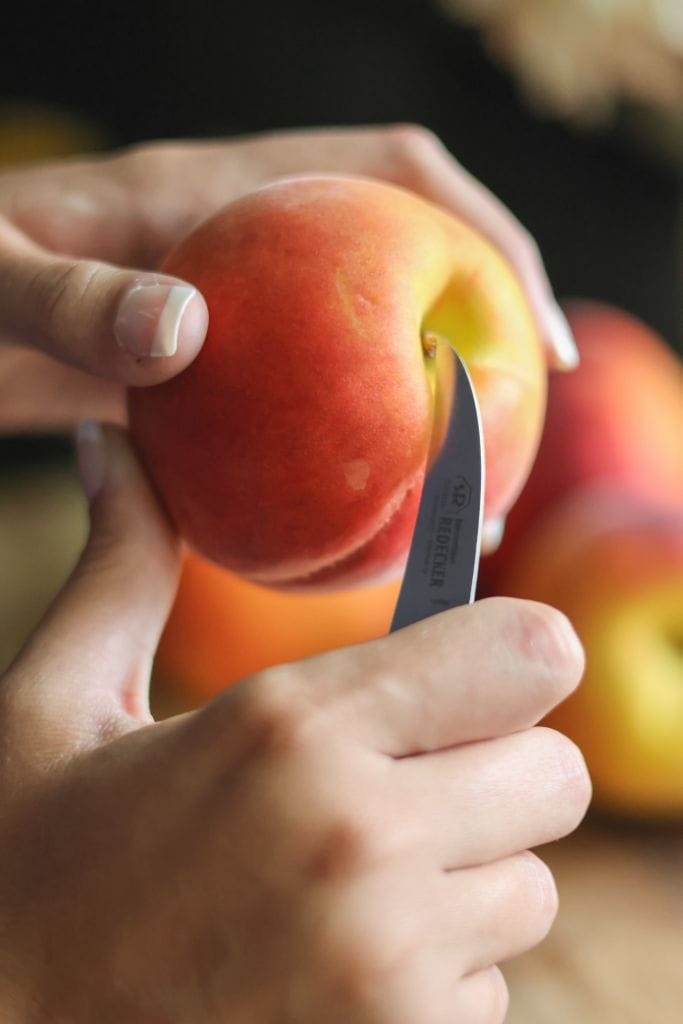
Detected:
left=390, top=341, right=485, bottom=632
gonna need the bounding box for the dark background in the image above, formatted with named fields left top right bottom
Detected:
left=0, top=0, right=678, bottom=344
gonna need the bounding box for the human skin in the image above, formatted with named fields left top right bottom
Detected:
left=0, top=123, right=579, bottom=550
left=0, top=427, right=590, bottom=1022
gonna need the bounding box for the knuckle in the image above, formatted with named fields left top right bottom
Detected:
left=33, top=259, right=103, bottom=337
left=386, top=122, right=441, bottom=162
left=333, top=948, right=380, bottom=1008
left=333, top=946, right=444, bottom=1024
left=338, top=937, right=382, bottom=994
left=112, top=141, right=189, bottom=210
left=118, top=139, right=184, bottom=178
left=309, top=809, right=388, bottom=882
left=331, top=927, right=405, bottom=1010
left=505, top=600, right=584, bottom=690
left=232, top=668, right=316, bottom=758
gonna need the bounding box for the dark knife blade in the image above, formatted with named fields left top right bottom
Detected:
left=390, top=342, right=485, bottom=632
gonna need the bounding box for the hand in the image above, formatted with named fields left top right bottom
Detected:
left=0, top=123, right=577, bottom=435
left=0, top=425, right=590, bottom=1022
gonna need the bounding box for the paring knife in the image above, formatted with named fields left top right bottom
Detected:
left=390, top=341, right=485, bottom=632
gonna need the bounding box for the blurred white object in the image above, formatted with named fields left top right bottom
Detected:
left=437, top=0, right=683, bottom=123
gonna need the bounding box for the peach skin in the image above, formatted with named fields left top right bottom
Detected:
left=129, top=176, right=545, bottom=589
left=494, top=488, right=683, bottom=818
left=496, top=300, right=683, bottom=556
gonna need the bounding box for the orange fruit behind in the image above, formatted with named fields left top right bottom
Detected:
left=155, top=551, right=399, bottom=706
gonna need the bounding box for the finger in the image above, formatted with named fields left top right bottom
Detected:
left=0, top=131, right=416, bottom=266
left=4, top=423, right=181, bottom=739
left=1, top=127, right=575, bottom=375
left=395, top=128, right=579, bottom=371
left=291, top=596, right=584, bottom=757
left=0, top=343, right=125, bottom=433
left=401, top=726, right=591, bottom=869
left=453, top=966, right=509, bottom=1024
left=338, top=950, right=508, bottom=1024
left=0, top=218, right=208, bottom=385
left=2, top=128, right=576, bottom=374
left=443, top=851, right=559, bottom=975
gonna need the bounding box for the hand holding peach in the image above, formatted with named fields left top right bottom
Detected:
left=1, top=125, right=574, bottom=435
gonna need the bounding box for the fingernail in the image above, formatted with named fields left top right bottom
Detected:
left=481, top=516, right=506, bottom=554
left=546, top=304, right=580, bottom=371
left=114, top=281, right=198, bottom=358
left=75, top=420, right=106, bottom=501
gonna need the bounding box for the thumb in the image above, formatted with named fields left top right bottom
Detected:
left=3, top=424, right=182, bottom=754
left=0, top=218, right=208, bottom=385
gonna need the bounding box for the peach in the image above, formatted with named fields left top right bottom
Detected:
left=496, top=300, right=683, bottom=555
left=494, top=488, right=683, bottom=817
left=129, top=176, right=545, bottom=589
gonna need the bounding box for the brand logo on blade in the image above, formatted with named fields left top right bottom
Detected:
left=451, top=475, right=471, bottom=512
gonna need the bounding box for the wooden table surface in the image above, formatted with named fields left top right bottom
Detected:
left=505, top=821, right=683, bottom=1023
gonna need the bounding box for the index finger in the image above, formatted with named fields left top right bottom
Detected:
left=0, top=343, right=125, bottom=433
left=1, top=128, right=575, bottom=376
left=294, top=596, right=585, bottom=756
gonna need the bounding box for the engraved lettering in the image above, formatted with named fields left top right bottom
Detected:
left=430, top=515, right=453, bottom=587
